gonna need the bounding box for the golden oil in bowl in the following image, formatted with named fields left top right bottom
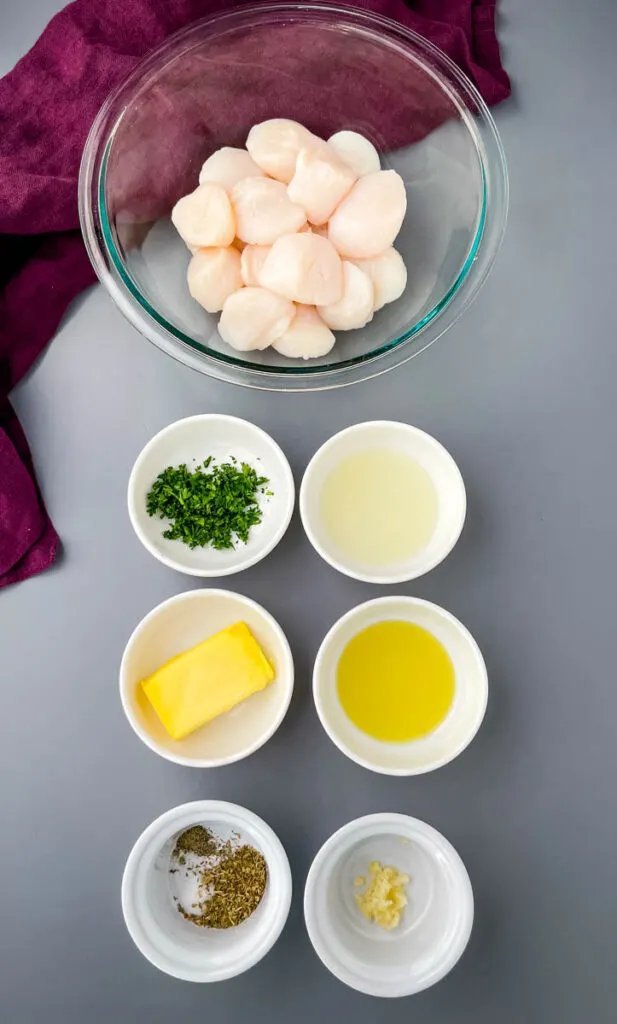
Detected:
left=336, top=620, right=455, bottom=743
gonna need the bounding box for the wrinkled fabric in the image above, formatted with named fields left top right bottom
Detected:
left=0, top=0, right=510, bottom=588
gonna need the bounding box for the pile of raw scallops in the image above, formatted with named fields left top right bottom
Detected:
left=172, top=119, right=408, bottom=360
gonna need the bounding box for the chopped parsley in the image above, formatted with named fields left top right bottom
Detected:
left=146, top=457, right=271, bottom=551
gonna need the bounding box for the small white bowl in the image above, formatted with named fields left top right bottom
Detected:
left=122, top=800, right=292, bottom=982
left=120, top=589, right=294, bottom=767
left=304, top=813, right=473, bottom=997
left=299, top=421, right=466, bottom=584
left=128, top=414, right=294, bottom=577
left=313, top=596, right=487, bottom=775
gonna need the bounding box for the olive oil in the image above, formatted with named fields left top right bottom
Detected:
left=337, top=620, right=455, bottom=743
left=320, top=448, right=438, bottom=567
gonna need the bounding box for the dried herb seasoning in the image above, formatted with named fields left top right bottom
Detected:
left=179, top=844, right=267, bottom=929
left=146, top=457, right=271, bottom=551
left=171, top=825, right=267, bottom=930
left=172, top=825, right=218, bottom=860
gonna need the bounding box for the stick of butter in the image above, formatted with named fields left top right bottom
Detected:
left=141, top=622, right=274, bottom=740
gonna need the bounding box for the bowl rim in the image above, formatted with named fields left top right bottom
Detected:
left=303, top=811, right=474, bottom=996
left=119, top=588, right=295, bottom=767
left=312, top=595, right=488, bottom=775
left=299, top=420, right=467, bottom=583
left=127, top=413, right=295, bottom=577
left=122, top=800, right=293, bottom=981
left=78, top=1, right=508, bottom=392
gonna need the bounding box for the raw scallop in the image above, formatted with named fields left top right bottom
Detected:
left=246, top=119, right=321, bottom=183
left=328, top=170, right=406, bottom=259
left=317, top=261, right=374, bottom=330
left=187, top=247, right=243, bottom=313
left=171, top=183, right=235, bottom=248
left=259, top=232, right=343, bottom=306
left=353, top=247, right=407, bottom=310
left=218, top=287, right=295, bottom=351
left=328, top=131, right=381, bottom=177
left=231, top=177, right=306, bottom=245
left=240, top=245, right=272, bottom=287
left=273, top=305, right=335, bottom=360
left=199, top=147, right=265, bottom=191
left=287, top=147, right=356, bottom=226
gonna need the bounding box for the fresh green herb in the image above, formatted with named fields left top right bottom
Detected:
left=146, top=457, right=270, bottom=550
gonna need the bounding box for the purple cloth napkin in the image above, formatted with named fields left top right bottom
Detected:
left=0, top=0, right=510, bottom=588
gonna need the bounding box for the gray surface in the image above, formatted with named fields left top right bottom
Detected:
left=2, top=1, right=617, bottom=1021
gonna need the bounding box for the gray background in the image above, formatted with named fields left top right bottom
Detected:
left=2, top=1, right=616, bottom=1021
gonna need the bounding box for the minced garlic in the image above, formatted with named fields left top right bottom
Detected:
left=354, top=860, right=409, bottom=931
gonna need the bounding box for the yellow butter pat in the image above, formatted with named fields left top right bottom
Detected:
left=141, top=622, right=274, bottom=740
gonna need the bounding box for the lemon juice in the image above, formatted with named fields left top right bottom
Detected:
left=320, top=448, right=437, bottom=567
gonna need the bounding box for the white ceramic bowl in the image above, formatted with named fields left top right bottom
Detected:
left=120, top=589, right=294, bottom=766
left=313, top=596, right=487, bottom=775
left=299, top=421, right=465, bottom=584
left=128, top=414, right=294, bottom=577
left=122, top=800, right=292, bottom=981
left=304, top=813, right=473, bottom=997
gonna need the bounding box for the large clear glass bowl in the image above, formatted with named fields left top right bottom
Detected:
left=79, top=2, right=508, bottom=391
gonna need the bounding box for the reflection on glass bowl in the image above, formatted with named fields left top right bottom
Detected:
left=79, top=2, right=508, bottom=391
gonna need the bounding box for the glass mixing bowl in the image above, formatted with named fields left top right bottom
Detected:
left=79, top=2, right=508, bottom=391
